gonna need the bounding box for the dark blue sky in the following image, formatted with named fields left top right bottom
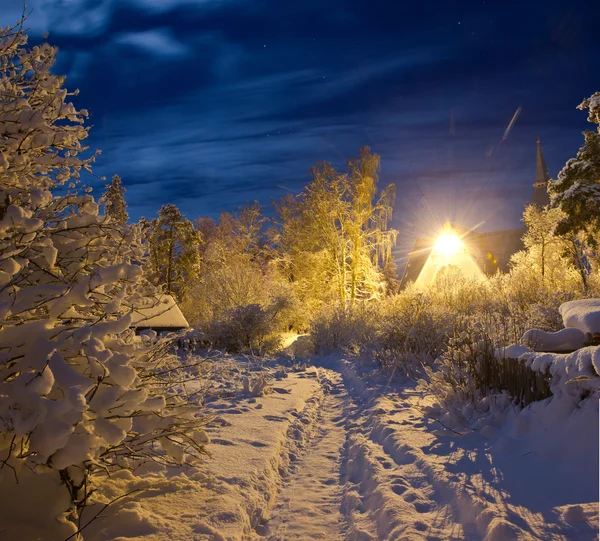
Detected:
left=2, top=0, right=599, bottom=261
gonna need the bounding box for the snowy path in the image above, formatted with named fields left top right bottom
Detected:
left=260, top=365, right=470, bottom=541
left=260, top=358, right=598, bottom=541
left=260, top=369, right=348, bottom=540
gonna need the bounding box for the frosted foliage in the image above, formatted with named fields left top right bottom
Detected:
left=0, top=22, right=206, bottom=522
left=551, top=91, right=600, bottom=245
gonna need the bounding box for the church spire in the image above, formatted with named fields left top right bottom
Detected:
left=531, top=138, right=550, bottom=207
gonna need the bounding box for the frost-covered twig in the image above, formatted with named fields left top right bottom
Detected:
left=62, top=488, right=146, bottom=541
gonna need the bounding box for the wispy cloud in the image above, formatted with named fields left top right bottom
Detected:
left=126, top=0, right=247, bottom=14
left=114, top=28, right=189, bottom=57
left=0, top=0, right=597, bottom=255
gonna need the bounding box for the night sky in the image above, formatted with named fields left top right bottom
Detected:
left=1, top=0, right=599, bottom=262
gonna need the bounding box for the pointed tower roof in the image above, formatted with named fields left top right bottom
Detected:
left=535, top=137, right=550, bottom=184
left=531, top=138, right=550, bottom=207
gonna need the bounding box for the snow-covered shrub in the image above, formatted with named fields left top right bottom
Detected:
left=310, top=303, right=380, bottom=354
left=205, top=303, right=283, bottom=355
left=373, top=290, right=451, bottom=373
left=424, top=266, right=487, bottom=315
left=422, top=320, right=497, bottom=408
left=0, top=23, right=207, bottom=531
left=522, top=346, right=600, bottom=405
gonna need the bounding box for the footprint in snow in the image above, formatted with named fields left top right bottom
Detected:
left=391, top=484, right=407, bottom=495
left=375, top=456, right=393, bottom=469
left=413, top=501, right=432, bottom=513
left=414, top=521, right=428, bottom=532
left=264, top=415, right=288, bottom=422
left=249, top=441, right=269, bottom=448
left=403, top=492, right=417, bottom=502
left=211, top=438, right=235, bottom=446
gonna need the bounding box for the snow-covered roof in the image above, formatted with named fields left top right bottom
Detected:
left=130, top=295, right=189, bottom=329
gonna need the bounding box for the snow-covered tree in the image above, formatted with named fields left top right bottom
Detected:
left=147, top=203, right=200, bottom=300
left=274, top=147, right=397, bottom=310
left=509, top=205, right=582, bottom=291
left=346, top=147, right=397, bottom=304
left=182, top=204, right=297, bottom=336
left=0, top=22, right=207, bottom=533
left=550, top=92, right=600, bottom=247
left=100, top=173, right=128, bottom=226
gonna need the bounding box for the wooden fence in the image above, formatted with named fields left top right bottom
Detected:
left=480, top=355, right=552, bottom=406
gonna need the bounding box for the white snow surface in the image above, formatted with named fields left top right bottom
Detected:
left=521, top=327, right=587, bottom=352
left=2, top=350, right=597, bottom=540
left=560, top=299, right=600, bottom=335
left=496, top=344, right=533, bottom=359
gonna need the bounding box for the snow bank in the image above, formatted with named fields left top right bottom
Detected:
left=560, top=299, right=600, bottom=335
left=522, top=346, right=600, bottom=403
left=496, top=344, right=532, bottom=359
left=330, top=355, right=598, bottom=541
left=521, top=327, right=587, bottom=352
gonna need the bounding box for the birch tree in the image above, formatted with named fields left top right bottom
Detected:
left=275, top=147, right=398, bottom=310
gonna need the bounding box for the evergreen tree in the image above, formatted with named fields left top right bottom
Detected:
left=147, top=203, right=200, bottom=299
left=550, top=92, right=600, bottom=247
left=101, top=173, right=128, bottom=226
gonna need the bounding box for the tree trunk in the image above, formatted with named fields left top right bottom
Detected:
left=340, top=243, right=347, bottom=309
left=166, top=224, right=174, bottom=294
left=571, top=237, right=588, bottom=290
left=540, top=240, right=545, bottom=282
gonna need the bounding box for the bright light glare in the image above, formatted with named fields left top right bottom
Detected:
left=434, top=233, right=464, bottom=256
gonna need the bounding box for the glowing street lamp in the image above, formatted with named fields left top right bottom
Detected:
left=433, top=232, right=465, bottom=257
left=414, top=225, right=485, bottom=287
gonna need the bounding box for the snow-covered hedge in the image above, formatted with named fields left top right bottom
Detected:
left=521, top=327, right=587, bottom=352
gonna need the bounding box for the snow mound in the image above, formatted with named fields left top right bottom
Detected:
left=521, top=327, right=587, bottom=352
left=522, top=346, right=600, bottom=406
left=559, top=299, right=600, bottom=335
left=496, top=344, right=532, bottom=359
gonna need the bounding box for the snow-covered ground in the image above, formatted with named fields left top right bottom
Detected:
left=3, top=349, right=597, bottom=540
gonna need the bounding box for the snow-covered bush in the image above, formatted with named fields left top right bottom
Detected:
left=205, top=302, right=283, bottom=355
left=422, top=320, right=497, bottom=408
left=310, top=303, right=380, bottom=354
left=373, top=290, right=450, bottom=373
left=424, top=266, right=487, bottom=315
left=521, top=346, right=600, bottom=404
left=0, top=22, right=207, bottom=531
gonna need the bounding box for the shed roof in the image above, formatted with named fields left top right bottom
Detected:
left=130, top=295, right=189, bottom=329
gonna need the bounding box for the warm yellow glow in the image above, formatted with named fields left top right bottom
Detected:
left=433, top=233, right=464, bottom=257
left=414, top=225, right=485, bottom=287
